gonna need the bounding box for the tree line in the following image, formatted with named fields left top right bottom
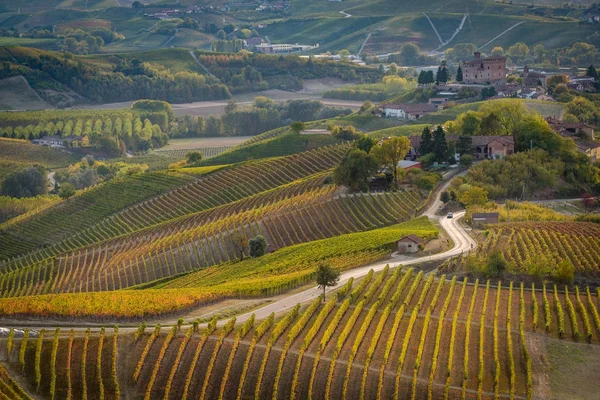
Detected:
left=1, top=52, right=231, bottom=105
left=171, top=98, right=352, bottom=137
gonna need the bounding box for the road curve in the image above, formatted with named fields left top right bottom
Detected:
left=229, top=211, right=475, bottom=326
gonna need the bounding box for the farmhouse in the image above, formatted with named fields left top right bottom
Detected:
left=381, top=103, right=436, bottom=120
left=397, top=235, right=424, bottom=254
left=461, top=52, right=506, bottom=85
left=546, top=118, right=595, bottom=140
left=32, top=136, right=83, bottom=148
left=406, top=135, right=514, bottom=160
left=471, top=212, right=499, bottom=229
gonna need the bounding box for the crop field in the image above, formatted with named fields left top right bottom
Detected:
left=477, top=222, right=600, bottom=278
left=3, top=270, right=600, bottom=398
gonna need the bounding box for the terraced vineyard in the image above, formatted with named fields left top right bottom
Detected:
left=0, top=218, right=438, bottom=318
left=154, top=146, right=233, bottom=159
left=0, top=144, right=349, bottom=263
left=3, top=270, right=600, bottom=399
left=476, top=222, right=600, bottom=277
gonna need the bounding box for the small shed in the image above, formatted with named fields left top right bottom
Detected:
left=397, top=234, right=424, bottom=254
left=471, top=212, right=499, bottom=229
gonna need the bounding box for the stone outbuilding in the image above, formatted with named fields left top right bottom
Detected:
left=397, top=234, right=424, bottom=254
left=471, top=212, right=499, bottom=229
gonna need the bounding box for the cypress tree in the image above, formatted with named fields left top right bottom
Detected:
left=419, top=126, right=434, bottom=156
left=456, top=65, right=463, bottom=82
left=433, top=125, right=448, bottom=162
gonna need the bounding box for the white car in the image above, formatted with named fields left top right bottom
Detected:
left=447, top=212, right=453, bottom=219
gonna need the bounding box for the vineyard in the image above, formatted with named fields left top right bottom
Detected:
left=0, top=144, right=349, bottom=262
left=2, top=271, right=600, bottom=399
left=0, top=218, right=437, bottom=318
left=475, top=222, right=600, bottom=277
left=0, top=138, right=80, bottom=168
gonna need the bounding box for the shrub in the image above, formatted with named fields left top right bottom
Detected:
left=249, top=235, right=267, bottom=258
left=554, top=259, right=575, bottom=283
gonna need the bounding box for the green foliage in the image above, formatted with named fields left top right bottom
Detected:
left=58, top=182, right=76, bottom=200
left=333, top=148, right=377, bottom=191
left=486, top=250, right=507, bottom=277
left=459, top=154, right=473, bottom=168
left=290, top=121, right=306, bottom=134
left=185, top=151, right=203, bottom=165
left=249, top=235, right=267, bottom=258
left=371, top=136, right=411, bottom=189
left=1, top=165, right=47, bottom=198
left=316, top=264, right=341, bottom=299
left=460, top=186, right=488, bottom=207
left=330, top=125, right=362, bottom=141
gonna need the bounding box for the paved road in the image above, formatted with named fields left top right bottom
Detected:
left=228, top=210, right=475, bottom=326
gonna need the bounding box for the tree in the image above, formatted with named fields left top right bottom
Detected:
left=355, top=135, right=376, bottom=153
left=456, top=65, right=463, bottom=82
left=425, top=70, right=434, bottom=85
left=399, top=43, right=420, bottom=64
left=338, top=49, right=350, bottom=59
left=315, top=264, right=340, bottom=300
left=486, top=250, right=507, bottom=277
left=419, top=126, right=433, bottom=155
left=290, top=121, right=305, bottom=133
left=417, top=70, right=426, bottom=85
left=459, top=154, right=474, bottom=168
left=371, top=136, right=411, bottom=189
left=360, top=100, right=373, bottom=113
left=491, top=46, right=504, bottom=56
left=225, top=100, right=237, bottom=113
left=249, top=235, right=267, bottom=258
left=456, top=135, right=473, bottom=155
left=215, top=29, right=226, bottom=40
left=186, top=151, right=203, bottom=165
left=330, top=125, right=361, bottom=141
left=460, top=185, right=488, bottom=206
left=0, top=166, right=47, bottom=198
left=333, top=149, right=377, bottom=191
left=586, top=65, right=598, bottom=80
left=132, top=1, right=142, bottom=8
left=440, top=191, right=451, bottom=203
left=233, top=234, right=248, bottom=261
left=432, top=125, right=447, bottom=163
left=58, top=183, right=76, bottom=200
left=435, top=61, right=449, bottom=85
